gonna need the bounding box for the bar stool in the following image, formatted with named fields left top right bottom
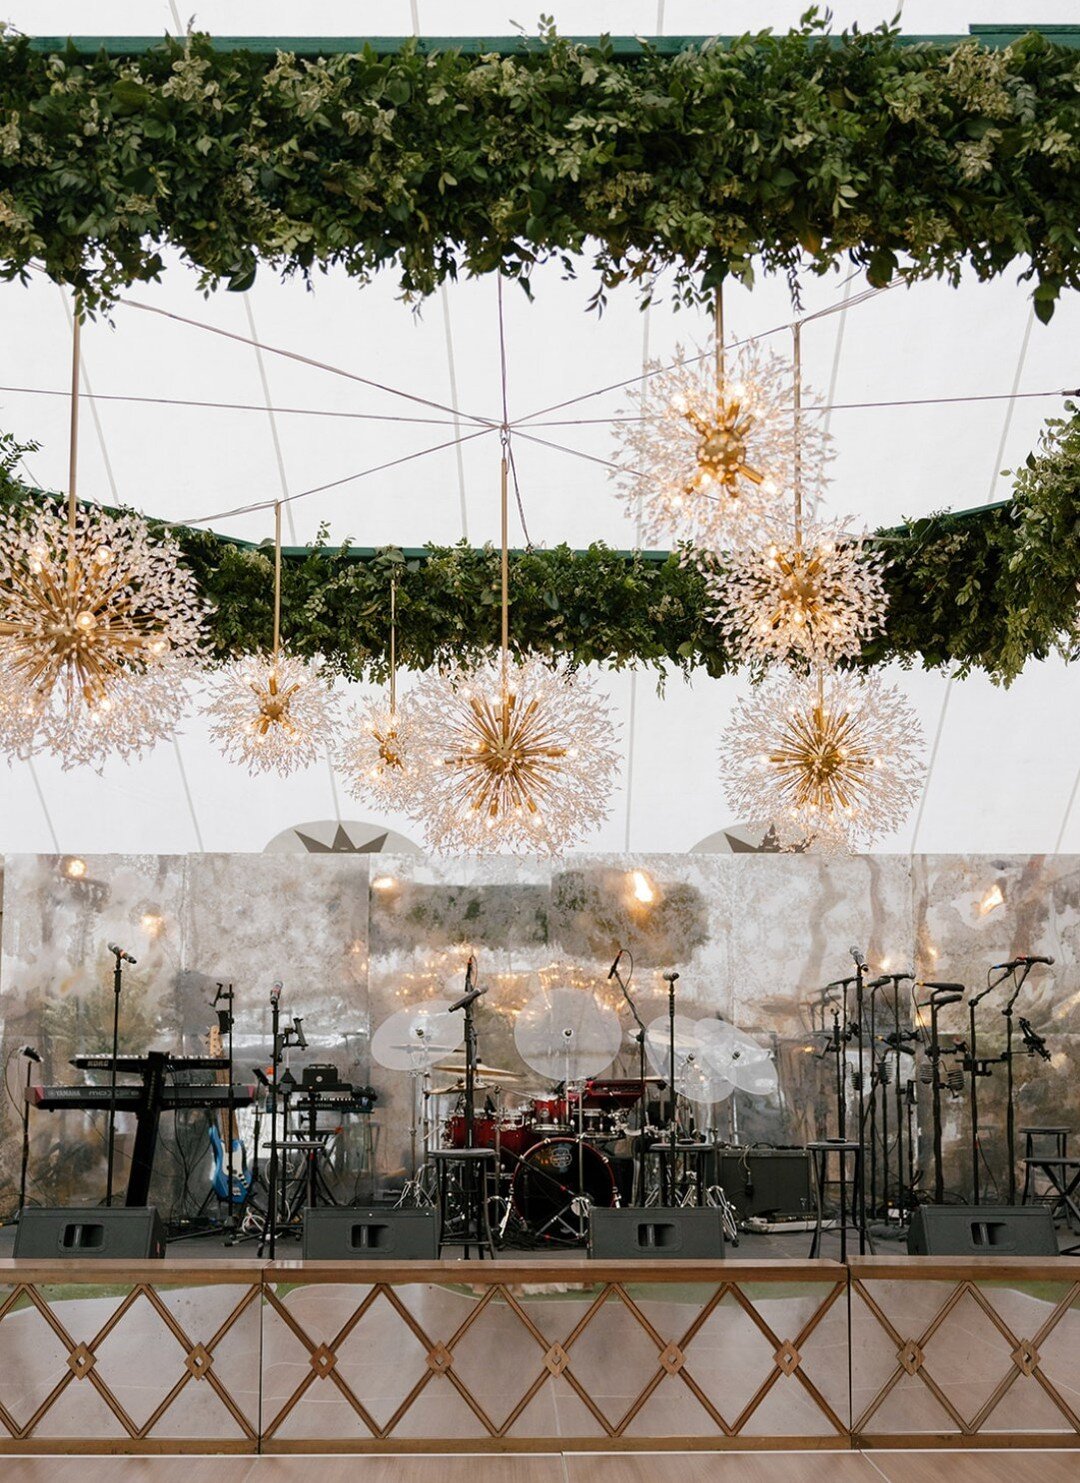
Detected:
left=650, top=1141, right=712, bottom=1207
left=806, top=1140, right=868, bottom=1261
left=431, top=1148, right=497, bottom=1258
left=1021, top=1127, right=1071, bottom=1210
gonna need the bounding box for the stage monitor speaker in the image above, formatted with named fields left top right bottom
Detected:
left=907, top=1204, right=1057, bottom=1257
left=588, top=1206, right=725, bottom=1260
left=302, top=1206, right=439, bottom=1260
left=715, top=1148, right=810, bottom=1221
left=14, top=1206, right=165, bottom=1259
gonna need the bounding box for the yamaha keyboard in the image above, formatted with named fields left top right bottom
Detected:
left=70, top=1054, right=229, bottom=1074
left=29, top=1083, right=257, bottom=1110
left=25, top=1048, right=257, bottom=1207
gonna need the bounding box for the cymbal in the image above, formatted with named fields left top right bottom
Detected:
left=427, top=1080, right=503, bottom=1096
left=433, top=1057, right=521, bottom=1081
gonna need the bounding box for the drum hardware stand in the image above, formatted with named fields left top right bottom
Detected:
left=104, top=942, right=136, bottom=1207
left=915, top=982, right=965, bottom=1204
left=226, top=1079, right=265, bottom=1245
left=662, top=969, right=680, bottom=1207
left=396, top=1051, right=438, bottom=1209
left=610, top=947, right=648, bottom=1204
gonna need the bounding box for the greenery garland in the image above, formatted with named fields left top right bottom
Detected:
left=2, top=410, right=1078, bottom=687
left=1, top=20, right=1079, bottom=314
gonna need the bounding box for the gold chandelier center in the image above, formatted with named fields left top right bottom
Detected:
left=684, top=399, right=763, bottom=494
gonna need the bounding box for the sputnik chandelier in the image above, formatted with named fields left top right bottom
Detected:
left=338, top=575, right=421, bottom=811
left=719, top=666, right=925, bottom=852
left=613, top=290, right=831, bottom=552
left=0, top=311, right=207, bottom=769
left=405, top=443, right=620, bottom=854
left=203, top=503, right=340, bottom=776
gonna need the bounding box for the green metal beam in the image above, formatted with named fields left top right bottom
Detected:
left=22, top=27, right=1080, bottom=57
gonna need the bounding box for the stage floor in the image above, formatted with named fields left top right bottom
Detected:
left=0, top=1451, right=1077, bottom=1481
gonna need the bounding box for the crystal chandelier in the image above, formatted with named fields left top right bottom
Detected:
left=203, top=504, right=340, bottom=775
left=705, top=519, right=888, bottom=664
left=703, top=321, right=887, bottom=664
left=613, top=291, right=831, bottom=551
left=338, top=576, right=422, bottom=812
left=405, top=446, right=620, bottom=854
left=719, top=667, right=925, bottom=852
left=0, top=312, right=207, bottom=769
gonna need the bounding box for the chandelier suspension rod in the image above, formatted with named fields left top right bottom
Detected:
left=500, top=439, right=510, bottom=701
left=793, top=319, right=803, bottom=550
left=67, top=300, right=81, bottom=545
left=389, top=573, right=397, bottom=715
left=714, top=282, right=724, bottom=395
left=272, top=500, right=282, bottom=666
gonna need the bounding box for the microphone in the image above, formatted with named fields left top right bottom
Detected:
left=270, top=980, right=283, bottom=1007
left=991, top=955, right=1054, bottom=970
left=662, top=970, right=680, bottom=983
left=608, top=948, right=624, bottom=981
left=465, top=954, right=477, bottom=989
left=107, top=942, right=137, bottom=965
left=449, top=985, right=486, bottom=1013
left=19, top=1046, right=41, bottom=1063
left=850, top=946, right=866, bottom=969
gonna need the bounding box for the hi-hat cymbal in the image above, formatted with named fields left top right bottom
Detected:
left=433, top=1056, right=521, bottom=1081
left=427, top=1080, right=502, bottom=1096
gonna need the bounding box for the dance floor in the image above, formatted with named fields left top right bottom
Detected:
left=1, top=1451, right=1079, bottom=1482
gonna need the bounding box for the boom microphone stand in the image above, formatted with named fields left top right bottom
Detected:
left=996, top=956, right=1053, bottom=1204
left=609, top=948, right=648, bottom=1203
left=965, top=967, right=1009, bottom=1204
left=105, top=943, right=136, bottom=1207
left=260, top=981, right=284, bottom=1258
left=850, top=948, right=869, bottom=1240
left=917, top=981, right=965, bottom=1204
left=663, top=970, right=680, bottom=1207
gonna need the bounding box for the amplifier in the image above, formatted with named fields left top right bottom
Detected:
left=715, top=1148, right=811, bottom=1220
left=14, top=1206, right=166, bottom=1259
left=589, top=1206, right=725, bottom=1260
left=302, top=1206, right=439, bottom=1260
left=907, top=1204, right=1057, bottom=1256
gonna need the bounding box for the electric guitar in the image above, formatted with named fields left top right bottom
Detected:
left=207, top=1021, right=252, bottom=1204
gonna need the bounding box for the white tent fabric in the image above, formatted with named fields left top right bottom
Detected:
left=1, top=0, right=1079, bottom=856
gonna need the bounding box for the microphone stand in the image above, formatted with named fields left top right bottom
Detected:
left=105, top=946, right=126, bottom=1208
left=851, top=956, right=869, bottom=1243
left=918, top=983, right=965, bottom=1205
left=966, top=969, right=1008, bottom=1205
left=18, top=1051, right=38, bottom=1214
left=611, top=951, right=648, bottom=1204
left=665, top=971, right=680, bottom=1209
left=1002, top=961, right=1034, bottom=1206
left=260, top=992, right=283, bottom=1259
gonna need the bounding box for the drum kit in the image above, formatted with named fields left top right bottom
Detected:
left=371, top=979, right=777, bottom=1246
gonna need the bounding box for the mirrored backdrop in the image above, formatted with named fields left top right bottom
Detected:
left=2, top=851, right=1078, bottom=1216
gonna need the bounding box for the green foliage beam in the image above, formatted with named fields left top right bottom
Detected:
left=1, top=20, right=1080, bottom=315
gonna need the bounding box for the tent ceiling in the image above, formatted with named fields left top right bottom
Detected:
left=0, top=0, right=1078, bottom=857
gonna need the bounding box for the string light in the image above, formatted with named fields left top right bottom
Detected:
left=719, top=667, right=925, bottom=852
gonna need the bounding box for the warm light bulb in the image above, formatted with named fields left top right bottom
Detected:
left=630, top=869, right=656, bottom=905
left=371, top=875, right=397, bottom=892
